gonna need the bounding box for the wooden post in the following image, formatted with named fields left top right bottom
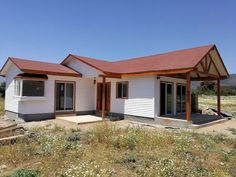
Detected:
left=186, top=73, right=191, bottom=121
left=217, top=79, right=221, bottom=116
left=102, top=76, right=106, bottom=119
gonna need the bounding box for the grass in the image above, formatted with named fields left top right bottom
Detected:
left=1, top=124, right=236, bottom=177
left=198, top=95, right=236, bottom=113
left=0, top=97, right=4, bottom=116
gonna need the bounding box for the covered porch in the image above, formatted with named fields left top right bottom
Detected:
left=158, top=45, right=229, bottom=123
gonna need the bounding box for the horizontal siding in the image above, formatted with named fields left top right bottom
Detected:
left=5, top=64, right=21, bottom=112
left=104, top=76, right=155, bottom=118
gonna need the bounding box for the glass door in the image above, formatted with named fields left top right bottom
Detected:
left=176, top=84, right=186, bottom=113
left=160, top=82, right=173, bottom=115
left=56, top=82, right=74, bottom=112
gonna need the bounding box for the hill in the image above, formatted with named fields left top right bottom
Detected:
left=192, top=74, right=236, bottom=89
left=221, top=74, right=236, bottom=87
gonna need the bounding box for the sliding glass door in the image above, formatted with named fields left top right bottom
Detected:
left=56, top=82, right=74, bottom=112
left=176, top=84, right=186, bottom=113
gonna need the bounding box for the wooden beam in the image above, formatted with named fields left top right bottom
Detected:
left=101, top=76, right=106, bottom=119
left=208, top=54, right=221, bottom=77
left=193, top=70, right=218, bottom=78
left=207, top=60, right=212, bottom=73
left=200, top=61, right=205, bottom=72
left=217, top=79, right=221, bottom=116
left=100, top=72, right=122, bottom=78
left=122, top=68, right=194, bottom=77
left=186, top=73, right=191, bottom=122
left=205, top=57, right=208, bottom=72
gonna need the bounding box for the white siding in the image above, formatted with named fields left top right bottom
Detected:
left=97, top=76, right=156, bottom=118
left=5, top=64, right=22, bottom=112
left=66, top=59, right=102, bottom=77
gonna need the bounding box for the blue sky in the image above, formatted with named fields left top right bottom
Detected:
left=0, top=0, right=235, bottom=73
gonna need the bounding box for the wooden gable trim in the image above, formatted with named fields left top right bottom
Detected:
left=213, top=45, right=230, bottom=77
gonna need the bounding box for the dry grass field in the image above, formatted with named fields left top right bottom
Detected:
left=1, top=124, right=236, bottom=177
left=0, top=97, right=4, bottom=116
left=198, top=95, right=236, bottom=113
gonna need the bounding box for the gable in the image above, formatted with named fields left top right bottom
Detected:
left=63, top=56, right=103, bottom=77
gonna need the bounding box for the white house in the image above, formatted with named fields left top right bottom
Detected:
left=0, top=45, right=229, bottom=125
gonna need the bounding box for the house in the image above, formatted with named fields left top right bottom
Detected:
left=0, top=45, right=229, bottom=126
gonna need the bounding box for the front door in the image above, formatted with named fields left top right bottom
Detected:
left=55, top=81, right=75, bottom=113
left=96, top=82, right=111, bottom=113
left=160, top=82, right=173, bottom=115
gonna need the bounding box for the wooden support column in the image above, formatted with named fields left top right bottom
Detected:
left=101, top=76, right=106, bottom=119
left=186, top=73, right=191, bottom=121
left=217, top=79, right=221, bottom=116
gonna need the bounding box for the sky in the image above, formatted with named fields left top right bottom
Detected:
left=0, top=0, right=235, bottom=74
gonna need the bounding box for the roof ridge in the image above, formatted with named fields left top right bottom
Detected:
left=70, top=44, right=214, bottom=63
left=111, top=44, right=215, bottom=63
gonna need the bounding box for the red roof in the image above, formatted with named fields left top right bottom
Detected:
left=66, top=45, right=215, bottom=74
left=7, top=57, right=81, bottom=77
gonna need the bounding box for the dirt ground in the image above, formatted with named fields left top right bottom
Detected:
left=20, top=118, right=236, bottom=138
left=192, top=119, right=236, bottom=138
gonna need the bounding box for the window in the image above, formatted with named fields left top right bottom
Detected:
left=14, top=80, right=45, bottom=97
left=116, top=81, right=128, bottom=99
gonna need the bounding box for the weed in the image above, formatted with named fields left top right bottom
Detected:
left=228, top=127, right=236, bottom=135
left=7, top=168, right=40, bottom=177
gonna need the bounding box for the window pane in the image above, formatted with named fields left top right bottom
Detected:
left=167, top=84, right=173, bottom=114
left=15, top=80, right=21, bottom=96
left=160, top=83, right=166, bottom=115
left=65, top=83, right=73, bottom=110
left=22, top=80, right=44, bottom=96
left=177, top=85, right=181, bottom=113
left=56, top=83, right=65, bottom=110
left=117, top=83, right=122, bottom=98
left=122, top=83, right=128, bottom=98
left=181, top=86, right=186, bottom=112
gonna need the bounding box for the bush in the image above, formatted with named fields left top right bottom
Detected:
left=7, top=169, right=40, bottom=177
left=65, top=132, right=81, bottom=142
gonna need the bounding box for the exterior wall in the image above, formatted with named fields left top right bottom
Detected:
left=4, top=59, right=188, bottom=121
left=155, top=76, right=186, bottom=117
left=5, top=64, right=22, bottom=113
left=17, top=76, right=95, bottom=115
left=66, top=59, right=102, bottom=77
left=97, top=76, right=156, bottom=118
left=4, top=64, right=95, bottom=120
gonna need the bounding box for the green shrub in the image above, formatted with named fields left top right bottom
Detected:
left=65, top=132, right=81, bottom=142
left=7, top=168, right=40, bottom=177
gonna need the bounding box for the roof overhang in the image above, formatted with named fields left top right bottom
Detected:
left=14, top=73, right=48, bottom=80
left=0, top=57, right=82, bottom=77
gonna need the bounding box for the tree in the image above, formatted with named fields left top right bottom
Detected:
left=0, top=82, right=5, bottom=98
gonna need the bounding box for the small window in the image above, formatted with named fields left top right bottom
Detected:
left=116, top=81, right=128, bottom=99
